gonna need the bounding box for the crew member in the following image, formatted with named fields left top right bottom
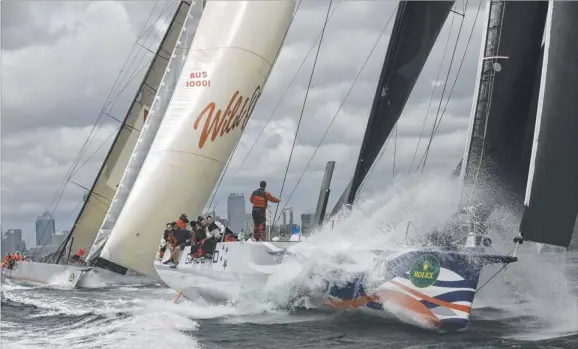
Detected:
left=203, top=216, right=225, bottom=254
left=177, top=214, right=189, bottom=228
left=250, top=181, right=279, bottom=241
left=168, top=224, right=192, bottom=266
left=190, top=216, right=207, bottom=258
left=70, top=248, right=87, bottom=264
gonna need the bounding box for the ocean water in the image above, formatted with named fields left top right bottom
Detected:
left=3, top=176, right=578, bottom=348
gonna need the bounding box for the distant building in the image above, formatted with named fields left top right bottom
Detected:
left=227, top=193, right=246, bottom=234
left=36, top=211, right=55, bottom=247
left=1, top=229, right=26, bottom=256
left=301, top=213, right=314, bottom=234
left=244, top=213, right=254, bottom=234
left=52, top=232, right=66, bottom=247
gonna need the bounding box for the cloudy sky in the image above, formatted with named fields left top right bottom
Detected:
left=2, top=0, right=486, bottom=247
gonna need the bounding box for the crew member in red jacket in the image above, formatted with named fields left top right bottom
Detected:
left=249, top=181, right=279, bottom=241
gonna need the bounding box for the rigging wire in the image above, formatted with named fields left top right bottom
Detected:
left=233, top=1, right=341, bottom=173
left=33, top=2, right=176, bottom=258
left=415, top=0, right=483, bottom=174
left=41, top=0, right=172, bottom=218
left=419, top=0, right=469, bottom=174
left=206, top=0, right=337, bottom=211
left=416, top=1, right=483, bottom=173
left=408, top=12, right=457, bottom=173
left=272, top=1, right=332, bottom=227
left=273, top=4, right=398, bottom=221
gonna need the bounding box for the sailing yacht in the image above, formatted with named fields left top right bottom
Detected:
left=70, top=0, right=577, bottom=333
left=2, top=1, right=202, bottom=289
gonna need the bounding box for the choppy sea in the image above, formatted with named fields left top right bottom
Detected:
left=3, top=178, right=578, bottom=348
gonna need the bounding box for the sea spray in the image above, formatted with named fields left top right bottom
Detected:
left=258, top=174, right=464, bottom=308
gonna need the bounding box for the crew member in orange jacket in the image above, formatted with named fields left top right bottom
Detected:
left=250, top=181, right=280, bottom=241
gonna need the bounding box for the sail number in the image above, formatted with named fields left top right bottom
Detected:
left=185, top=72, right=211, bottom=88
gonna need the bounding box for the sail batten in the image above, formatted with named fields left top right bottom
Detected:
left=86, top=1, right=203, bottom=266
left=520, top=1, right=578, bottom=248
left=100, top=1, right=296, bottom=279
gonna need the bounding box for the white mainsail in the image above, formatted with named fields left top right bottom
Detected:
left=65, top=2, right=192, bottom=256
left=100, top=0, right=296, bottom=279
left=86, top=1, right=204, bottom=263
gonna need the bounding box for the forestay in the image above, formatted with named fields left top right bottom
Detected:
left=520, top=1, right=578, bottom=248
left=63, top=2, right=192, bottom=257
left=86, top=1, right=204, bottom=267
left=100, top=0, right=296, bottom=279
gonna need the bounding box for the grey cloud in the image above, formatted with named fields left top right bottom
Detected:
left=1, top=1, right=74, bottom=50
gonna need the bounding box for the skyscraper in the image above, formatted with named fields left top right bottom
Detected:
left=227, top=193, right=246, bottom=233
left=301, top=213, right=314, bottom=234
left=36, top=211, right=55, bottom=247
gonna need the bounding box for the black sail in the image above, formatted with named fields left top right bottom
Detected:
left=520, top=2, right=578, bottom=248
left=460, top=1, right=548, bottom=215
left=344, top=1, right=454, bottom=207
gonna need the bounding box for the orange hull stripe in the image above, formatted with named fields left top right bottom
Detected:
left=390, top=280, right=472, bottom=314
left=326, top=289, right=441, bottom=327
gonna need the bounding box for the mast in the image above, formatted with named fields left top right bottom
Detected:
left=99, top=1, right=296, bottom=279
left=313, top=161, right=335, bottom=228
left=86, top=0, right=204, bottom=269
left=520, top=1, right=578, bottom=248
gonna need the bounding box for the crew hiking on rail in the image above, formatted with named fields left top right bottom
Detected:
left=158, top=213, right=237, bottom=268
left=2, top=252, right=26, bottom=270
left=250, top=180, right=280, bottom=241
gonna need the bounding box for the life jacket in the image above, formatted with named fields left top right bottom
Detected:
left=250, top=189, right=269, bottom=208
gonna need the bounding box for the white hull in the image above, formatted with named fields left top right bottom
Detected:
left=155, top=241, right=296, bottom=303
left=1, top=261, right=91, bottom=290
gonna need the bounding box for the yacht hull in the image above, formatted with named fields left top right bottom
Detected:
left=1, top=261, right=92, bottom=289
left=155, top=241, right=513, bottom=332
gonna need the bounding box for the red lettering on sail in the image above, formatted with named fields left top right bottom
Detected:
left=186, top=71, right=211, bottom=88
left=194, top=86, right=262, bottom=149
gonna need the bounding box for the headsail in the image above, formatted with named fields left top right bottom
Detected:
left=459, top=1, right=548, bottom=214
left=99, top=0, right=296, bottom=279
left=330, top=1, right=454, bottom=214
left=61, top=2, right=193, bottom=259
left=520, top=1, right=578, bottom=248
left=86, top=0, right=204, bottom=268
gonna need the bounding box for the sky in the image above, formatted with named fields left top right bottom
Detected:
left=2, top=0, right=487, bottom=248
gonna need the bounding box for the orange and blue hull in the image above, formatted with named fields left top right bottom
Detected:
left=320, top=249, right=516, bottom=332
